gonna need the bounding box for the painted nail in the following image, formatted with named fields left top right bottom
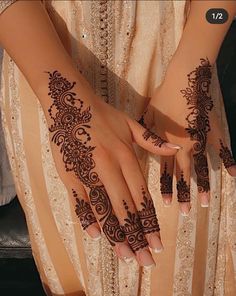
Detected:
left=165, top=143, right=182, bottom=150
left=86, top=225, right=102, bottom=240
left=201, top=204, right=209, bottom=208
left=200, top=192, right=210, bottom=208
left=147, top=233, right=163, bottom=253
left=163, top=198, right=172, bottom=207
left=136, top=249, right=156, bottom=267
left=116, top=244, right=135, bottom=262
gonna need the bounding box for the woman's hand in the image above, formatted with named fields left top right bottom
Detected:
left=45, top=70, right=180, bottom=267
left=139, top=58, right=236, bottom=216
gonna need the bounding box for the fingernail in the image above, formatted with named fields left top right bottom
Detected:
left=116, top=244, right=135, bottom=262
left=136, top=249, right=156, bottom=267
left=200, top=193, right=209, bottom=208
left=165, top=143, right=182, bottom=150
left=86, top=225, right=101, bottom=240
left=227, top=165, right=236, bottom=177
left=147, top=233, right=163, bottom=253
left=180, top=210, right=189, bottom=217
left=163, top=198, right=172, bottom=207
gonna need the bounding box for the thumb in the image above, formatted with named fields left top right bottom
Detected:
left=127, top=117, right=181, bottom=156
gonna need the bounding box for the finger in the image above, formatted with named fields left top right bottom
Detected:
left=175, top=150, right=191, bottom=216
left=118, top=146, right=163, bottom=254
left=212, top=138, right=236, bottom=177
left=96, top=158, right=155, bottom=267
left=192, top=151, right=210, bottom=207
left=71, top=186, right=101, bottom=240
left=160, top=156, right=174, bottom=207
left=208, top=113, right=236, bottom=176
left=126, top=117, right=181, bottom=156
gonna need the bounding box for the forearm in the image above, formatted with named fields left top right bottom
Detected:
left=0, top=0, right=94, bottom=110
left=164, top=0, right=236, bottom=80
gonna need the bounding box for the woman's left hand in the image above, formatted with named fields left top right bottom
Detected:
left=139, top=58, right=236, bottom=216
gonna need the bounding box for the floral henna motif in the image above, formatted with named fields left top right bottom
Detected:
left=72, top=189, right=97, bottom=230
left=138, top=187, right=160, bottom=234
left=181, top=58, right=213, bottom=193
left=176, top=172, right=191, bottom=203
left=46, top=70, right=125, bottom=246
left=219, top=139, right=236, bottom=168
left=143, top=129, right=166, bottom=148
left=160, top=162, right=173, bottom=195
left=122, top=200, right=148, bottom=252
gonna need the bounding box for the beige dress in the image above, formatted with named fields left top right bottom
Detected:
left=0, top=1, right=236, bottom=295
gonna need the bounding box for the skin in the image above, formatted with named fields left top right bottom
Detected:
left=0, top=1, right=180, bottom=267
left=140, top=0, right=236, bottom=215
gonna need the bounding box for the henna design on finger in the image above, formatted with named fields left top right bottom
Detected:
left=160, top=162, right=173, bottom=195
left=137, top=109, right=148, bottom=128
left=122, top=200, right=148, bottom=252
left=181, top=58, right=213, bottom=193
left=47, top=70, right=125, bottom=246
left=143, top=129, right=166, bottom=148
left=176, top=172, right=191, bottom=203
left=138, top=187, right=160, bottom=234
left=219, top=139, right=236, bottom=168
left=72, top=189, right=97, bottom=230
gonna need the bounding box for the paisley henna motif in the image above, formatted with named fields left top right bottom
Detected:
left=46, top=70, right=124, bottom=246
left=143, top=129, right=166, bottom=148
left=73, top=189, right=97, bottom=230
left=138, top=187, right=160, bottom=234
left=219, top=139, right=236, bottom=168
left=181, top=58, right=213, bottom=193
left=176, top=172, right=191, bottom=203
left=160, top=162, right=173, bottom=195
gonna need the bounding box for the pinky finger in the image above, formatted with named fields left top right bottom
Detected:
left=215, top=138, right=236, bottom=177
left=71, top=186, right=101, bottom=240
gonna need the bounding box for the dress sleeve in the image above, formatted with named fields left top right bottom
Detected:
left=0, top=0, right=17, bottom=15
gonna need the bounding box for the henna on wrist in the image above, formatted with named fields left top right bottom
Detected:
left=219, top=139, right=236, bottom=168
left=181, top=58, right=213, bottom=193
left=176, top=172, right=191, bottom=203
left=160, top=162, right=173, bottom=195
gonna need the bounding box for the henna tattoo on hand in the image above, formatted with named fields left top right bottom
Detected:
left=72, top=189, right=97, bottom=230
left=46, top=70, right=125, bottom=246
left=160, top=162, right=173, bottom=195
left=219, top=139, right=236, bottom=169
left=176, top=172, right=191, bottom=203
left=142, top=129, right=166, bottom=148
left=181, top=58, right=213, bottom=193
left=138, top=187, right=160, bottom=234
left=122, top=200, right=148, bottom=252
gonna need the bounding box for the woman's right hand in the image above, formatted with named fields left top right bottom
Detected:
left=44, top=70, right=181, bottom=267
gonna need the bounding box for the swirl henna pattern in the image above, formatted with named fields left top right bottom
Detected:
left=122, top=188, right=160, bottom=252
left=46, top=70, right=125, bottom=246
left=219, top=139, right=236, bottom=168
left=138, top=187, right=160, bottom=234
left=160, top=162, right=173, bottom=195
left=72, top=189, right=97, bottom=230
left=181, top=58, right=213, bottom=193
left=176, top=172, right=191, bottom=203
